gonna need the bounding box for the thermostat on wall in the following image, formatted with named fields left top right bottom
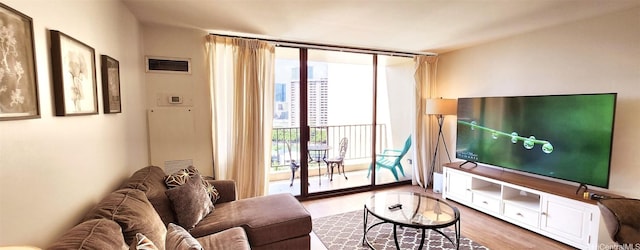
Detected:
left=169, top=96, right=183, bottom=104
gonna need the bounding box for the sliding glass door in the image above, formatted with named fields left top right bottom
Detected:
left=268, top=47, right=414, bottom=197
left=305, top=49, right=374, bottom=194
left=374, top=56, right=415, bottom=185
left=269, top=47, right=302, bottom=196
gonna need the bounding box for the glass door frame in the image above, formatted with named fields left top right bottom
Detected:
left=282, top=47, right=412, bottom=201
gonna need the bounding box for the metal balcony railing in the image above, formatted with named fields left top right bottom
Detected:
left=270, top=124, right=387, bottom=171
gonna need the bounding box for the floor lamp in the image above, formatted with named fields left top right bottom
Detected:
left=426, top=98, right=457, bottom=192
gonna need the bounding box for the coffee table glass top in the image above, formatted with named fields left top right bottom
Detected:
left=364, top=192, right=457, bottom=227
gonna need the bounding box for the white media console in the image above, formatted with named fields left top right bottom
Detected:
left=442, top=162, right=613, bottom=249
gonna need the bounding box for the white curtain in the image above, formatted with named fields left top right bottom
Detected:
left=205, top=35, right=275, bottom=199
left=412, top=55, right=438, bottom=189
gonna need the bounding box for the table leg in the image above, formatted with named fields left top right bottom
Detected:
left=318, top=161, right=321, bottom=186
left=418, top=228, right=426, bottom=249
left=393, top=224, right=400, bottom=249
left=456, top=218, right=461, bottom=250
left=362, top=208, right=367, bottom=246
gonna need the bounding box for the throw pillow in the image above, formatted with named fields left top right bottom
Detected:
left=164, top=166, right=196, bottom=189
left=84, top=189, right=167, bottom=249
left=165, top=166, right=220, bottom=203
left=166, top=223, right=204, bottom=250
left=130, top=233, right=159, bottom=250
left=48, top=219, right=128, bottom=249
left=165, top=173, right=214, bottom=229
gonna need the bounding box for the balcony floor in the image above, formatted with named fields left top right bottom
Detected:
left=268, top=169, right=412, bottom=195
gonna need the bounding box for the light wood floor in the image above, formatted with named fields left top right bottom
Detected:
left=301, top=184, right=576, bottom=250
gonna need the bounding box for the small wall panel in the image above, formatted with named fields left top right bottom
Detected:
left=147, top=108, right=195, bottom=172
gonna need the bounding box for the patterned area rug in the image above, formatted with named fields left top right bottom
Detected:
left=313, top=210, right=489, bottom=250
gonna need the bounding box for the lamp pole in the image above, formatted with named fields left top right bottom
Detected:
left=425, top=98, right=457, bottom=192
left=429, top=114, right=452, bottom=187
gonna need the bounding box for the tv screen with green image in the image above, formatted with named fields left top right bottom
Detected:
left=456, top=93, right=617, bottom=188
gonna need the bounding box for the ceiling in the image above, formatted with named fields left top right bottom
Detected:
left=122, top=0, right=640, bottom=54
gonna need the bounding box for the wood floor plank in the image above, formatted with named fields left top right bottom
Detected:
left=302, top=184, right=575, bottom=250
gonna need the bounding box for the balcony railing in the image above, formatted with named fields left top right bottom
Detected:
left=270, top=124, right=387, bottom=171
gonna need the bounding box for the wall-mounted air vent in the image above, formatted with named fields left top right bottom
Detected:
left=145, top=56, right=191, bottom=74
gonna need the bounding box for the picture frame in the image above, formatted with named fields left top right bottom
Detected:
left=0, top=3, right=40, bottom=120
left=101, top=55, right=121, bottom=113
left=50, top=30, right=98, bottom=116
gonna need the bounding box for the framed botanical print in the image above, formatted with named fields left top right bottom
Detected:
left=0, top=3, right=40, bottom=120
left=101, top=55, right=121, bottom=113
left=50, top=30, right=98, bottom=116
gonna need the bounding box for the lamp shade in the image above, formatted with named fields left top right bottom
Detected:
left=426, top=98, right=457, bottom=115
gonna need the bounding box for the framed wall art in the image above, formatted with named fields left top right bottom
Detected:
left=50, top=30, right=97, bottom=116
left=101, top=55, right=121, bottom=113
left=0, top=3, right=40, bottom=121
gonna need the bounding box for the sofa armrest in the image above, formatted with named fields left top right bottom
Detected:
left=206, top=179, right=237, bottom=203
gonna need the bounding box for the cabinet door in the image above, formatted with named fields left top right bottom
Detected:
left=444, top=169, right=472, bottom=203
left=541, top=196, right=595, bottom=248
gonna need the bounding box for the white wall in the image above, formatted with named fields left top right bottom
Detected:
left=0, top=0, right=147, bottom=247
left=437, top=7, right=640, bottom=198
left=142, top=24, right=213, bottom=176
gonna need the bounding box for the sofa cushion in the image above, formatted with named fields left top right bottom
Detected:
left=196, top=227, right=250, bottom=250
left=130, top=233, right=158, bottom=250
left=121, top=166, right=175, bottom=225
left=165, top=166, right=220, bottom=203
left=84, top=188, right=167, bottom=249
left=166, top=223, right=203, bottom=250
left=165, top=173, right=214, bottom=230
left=189, top=193, right=311, bottom=247
left=47, top=219, right=127, bottom=250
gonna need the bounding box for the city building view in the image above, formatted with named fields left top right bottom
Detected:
left=273, top=63, right=329, bottom=128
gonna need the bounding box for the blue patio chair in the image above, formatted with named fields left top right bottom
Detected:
left=367, top=136, right=411, bottom=181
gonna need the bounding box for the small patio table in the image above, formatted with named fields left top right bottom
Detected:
left=308, top=144, right=331, bottom=186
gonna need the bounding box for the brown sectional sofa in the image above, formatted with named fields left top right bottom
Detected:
left=47, top=166, right=312, bottom=249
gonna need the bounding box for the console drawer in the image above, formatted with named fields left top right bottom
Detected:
left=472, top=193, right=500, bottom=213
left=503, top=203, right=539, bottom=227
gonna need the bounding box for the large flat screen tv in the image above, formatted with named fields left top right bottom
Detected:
left=455, top=93, right=616, bottom=188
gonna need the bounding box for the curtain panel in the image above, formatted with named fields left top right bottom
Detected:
left=205, top=35, right=275, bottom=199
left=412, top=55, right=438, bottom=189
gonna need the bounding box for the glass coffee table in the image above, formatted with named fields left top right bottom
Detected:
left=362, top=192, right=460, bottom=249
